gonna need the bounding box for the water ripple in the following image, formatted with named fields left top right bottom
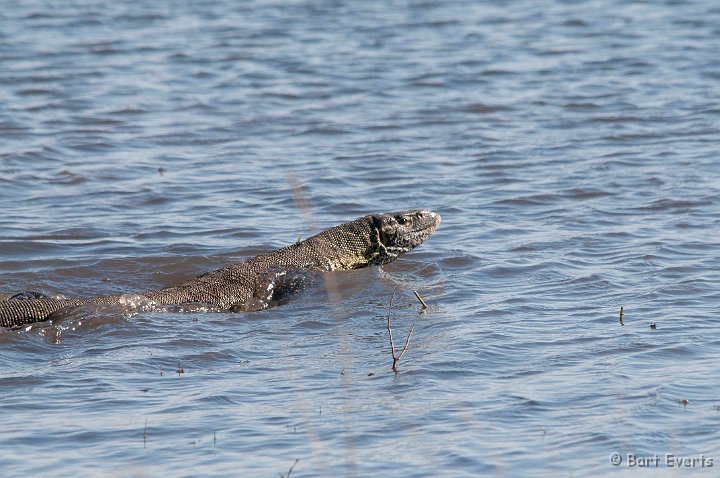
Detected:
left=1, top=0, right=720, bottom=476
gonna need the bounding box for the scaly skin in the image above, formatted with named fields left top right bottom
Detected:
left=0, top=210, right=440, bottom=328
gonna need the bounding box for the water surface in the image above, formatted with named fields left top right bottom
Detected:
left=1, top=0, right=719, bottom=476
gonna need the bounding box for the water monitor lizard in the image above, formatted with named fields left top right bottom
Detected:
left=0, top=210, right=440, bottom=328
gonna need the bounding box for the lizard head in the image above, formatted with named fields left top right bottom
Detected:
left=297, top=209, right=441, bottom=271
left=368, top=210, right=441, bottom=265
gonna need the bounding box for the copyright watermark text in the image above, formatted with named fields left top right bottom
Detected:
left=609, top=453, right=713, bottom=468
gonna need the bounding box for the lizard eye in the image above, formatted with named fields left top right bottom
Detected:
left=395, top=216, right=408, bottom=225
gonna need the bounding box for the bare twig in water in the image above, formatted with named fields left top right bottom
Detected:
left=387, top=292, right=417, bottom=372
left=279, top=458, right=300, bottom=478
left=413, top=290, right=428, bottom=310
left=619, top=306, right=624, bottom=326
left=143, top=418, right=148, bottom=449
left=387, top=293, right=397, bottom=363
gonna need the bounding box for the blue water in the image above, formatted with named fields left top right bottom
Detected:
left=1, top=0, right=719, bottom=476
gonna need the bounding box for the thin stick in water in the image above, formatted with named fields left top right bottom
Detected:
left=387, top=292, right=417, bottom=372
left=282, top=458, right=299, bottom=478
left=413, top=290, right=428, bottom=310
left=397, top=321, right=416, bottom=362
left=387, top=292, right=398, bottom=370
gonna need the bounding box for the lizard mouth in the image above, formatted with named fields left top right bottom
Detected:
left=414, top=210, right=441, bottom=235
